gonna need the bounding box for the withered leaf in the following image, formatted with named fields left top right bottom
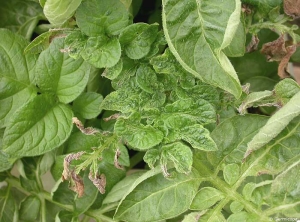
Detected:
left=72, top=117, right=100, bottom=135
left=89, top=172, right=106, bottom=194
left=278, top=45, right=297, bottom=78
left=261, top=35, right=287, bottom=61
left=246, top=35, right=259, bottom=53
left=70, top=170, right=85, bottom=198
left=284, top=0, right=300, bottom=18
left=114, top=148, right=124, bottom=170
left=62, top=151, right=85, bottom=181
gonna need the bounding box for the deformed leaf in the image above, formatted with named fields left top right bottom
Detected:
left=81, top=36, right=121, bottom=68
left=190, top=187, right=225, bottom=210
left=114, top=117, right=164, bottom=150
left=245, top=91, right=300, bottom=159
left=2, top=94, right=73, bottom=158
left=72, top=92, right=103, bottom=119
left=44, top=0, right=82, bottom=26
left=19, top=195, right=41, bottom=221
left=161, top=142, right=193, bottom=174
left=76, top=0, right=130, bottom=36
left=115, top=169, right=200, bottom=221
left=35, top=38, right=90, bottom=104
left=143, top=149, right=160, bottom=169
left=162, top=0, right=242, bottom=98
left=102, top=59, right=123, bottom=80
left=119, top=23, right=159, bottom=59
left=284, top=0, right=300, bottom=18
left=136, top=64, right=160, bottom=93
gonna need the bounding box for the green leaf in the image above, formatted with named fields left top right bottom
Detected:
left=2, top=94, right=73, bottom=158
left=81, top=36, right=121, bottom=68
left=43, top=0, right=82, bottom=26
left=163, top=98, right=216, bottom=125
left=223, top=20, right=246, bottom=57
left=39, top=151, right=56, bottom=175
left=102, top=59, right=123, bottom=80
left=0, top=0, right=44, bottom=39
left=72, top=92, right=103, bottom=119
left=143, top=149, right=160, bottom=169
left=115, top=169, right=200, bottom=221
left=190, top=187, right=225, bottom=210
left=227, top=212, right=259, bottom=222
left=114, top=116, right=164, bottom=150
left=0, top=151, right=12, bottom=172
left=162, top=0, right=242, bottom=98
left=238, top=90, right=274, bottom=114
left=0, top=186, right=18, bottom=222
left=0, top=29, right=37, bottom=127
left=230, top=200, right=244, bottom=213
left=242, top=0, right=282, bottom=15
left=65, top=132, right=101, bottom=154
left=245, top=91, right=300, bottom=159
left=19, top=195, right=41, bottom=221
left=119, top=23, right=159, bottom=59
left=64, top=30, right=88, bottom=60
left=223, top=163, right=240, bottom=185
left=103, top=171, right=145, bottom=204
left=161, top=142, right=193, bottom=174
left=136, top=64, right=160, bottom=93
left=35, top=38, right=90, bottom=104
left=274, top=78, right=300, bottom=105
left=76, top=0, right=130, bottom=36
left=102, top=143, right=130, bottom=167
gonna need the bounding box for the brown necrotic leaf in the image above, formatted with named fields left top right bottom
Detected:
left=284, top=0, right=300, bottom=18
left=72, top=117, right=100, bottom=135
left=62, top=151, right=85, bottom=181
left=88, top=172, right=106, bottom=194
left=70, top=170, right=85, bottom=198
left=278, top=45, right=297, bottom=78
left=261, top=35, right=287, bottom=62
left=114, top=148, right=124, bottom=170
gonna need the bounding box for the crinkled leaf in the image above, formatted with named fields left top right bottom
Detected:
left=161, top=142, right=193, bottom=174
left=44, top=0, right=82, bottom=26
left=242, top=0, right=283, bottom=15
left=81, top=36, right=121, bottom=68
left=102, top=59, right=123, bottom=80
left=115, top=169, right=200, bottom=221
left=190, top=187, right=225, bottom=210
left=35, top=38, right=90, bottom=104
left=163, top=98, right=216, bottom=125
left=162, top=0, right=242, bottom=98
left=19, top=195, right=40, bottom=221
left=76, top=0, right=130, bottom=36
left=114, top=117, right=164, bottom=150
left=274, top=78, right=300, bottom=105
left=64, top=30, right=88, bottom=60
left=136, top=64, right=160, bottom=93
left=2, top=94, right=73, bottom=158
left=119, top=23, right=159, bottom=59
left=103, top=171, right=145, bottom=204
left=100, top=89, right=139, bottom=113
left=223, top=163, right=240, bottom=185
left=143, top=149, right=160, bottom=169
left=245, top=91, right=300, bottom=159
left=0, top=0, right=44, bottom=39
left=0, top=186, right=18, bottom=222
left=72, top=92, right=103, bottom=119
left=0, top=29, right=37, bottom=127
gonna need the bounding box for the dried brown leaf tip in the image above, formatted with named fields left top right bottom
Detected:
left=72, top=117, right=100, bottom=135
left=261, top=35, right=299, bottom=78
left=284, top=0, right=300, bottom=18
left=114, top=148, right=124, bottom=170
left=89, top=172, right=106, bottom=194
left=62, top=152, right=85, bottom=197
left=246, top=35, right=260, bottom=53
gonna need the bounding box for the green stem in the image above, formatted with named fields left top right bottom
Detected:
left=39, top=195, right=47, bottom=222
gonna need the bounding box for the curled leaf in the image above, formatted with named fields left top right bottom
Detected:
left=70, top=170, right=84, bottom=197
left=278, top=45, right=297, bottom=78
left=246, top=35, right=259, bottom=53
left=114, top=148, right=124, bottom=170
left=62, top=151, right=85, bottom=181
left=261, top=35, right=286, bottom=62
left=88, top=172, right=106, bottom=194
left=72, top=117, right=100, bottom=135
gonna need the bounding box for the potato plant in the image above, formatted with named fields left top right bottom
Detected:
left=0, top=0, right=300, bottom=221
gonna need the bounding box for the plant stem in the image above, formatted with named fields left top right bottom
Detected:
left=129, top=151, right=145, bottom=169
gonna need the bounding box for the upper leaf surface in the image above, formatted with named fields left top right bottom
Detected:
left=2, top=94, right=73, bottom=158
left=162, top=0, right=242, bottom=98
left=76, top=0, right=130, bottom=36
left=44, top=0, right=82, bottom=26
left=0, top=29, right=37, bottom=127
left=115, top=170, right=200, bottom=222
left=35, top=38, right=90, bottom=104
left=0, top=187, right=18, bottom=222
